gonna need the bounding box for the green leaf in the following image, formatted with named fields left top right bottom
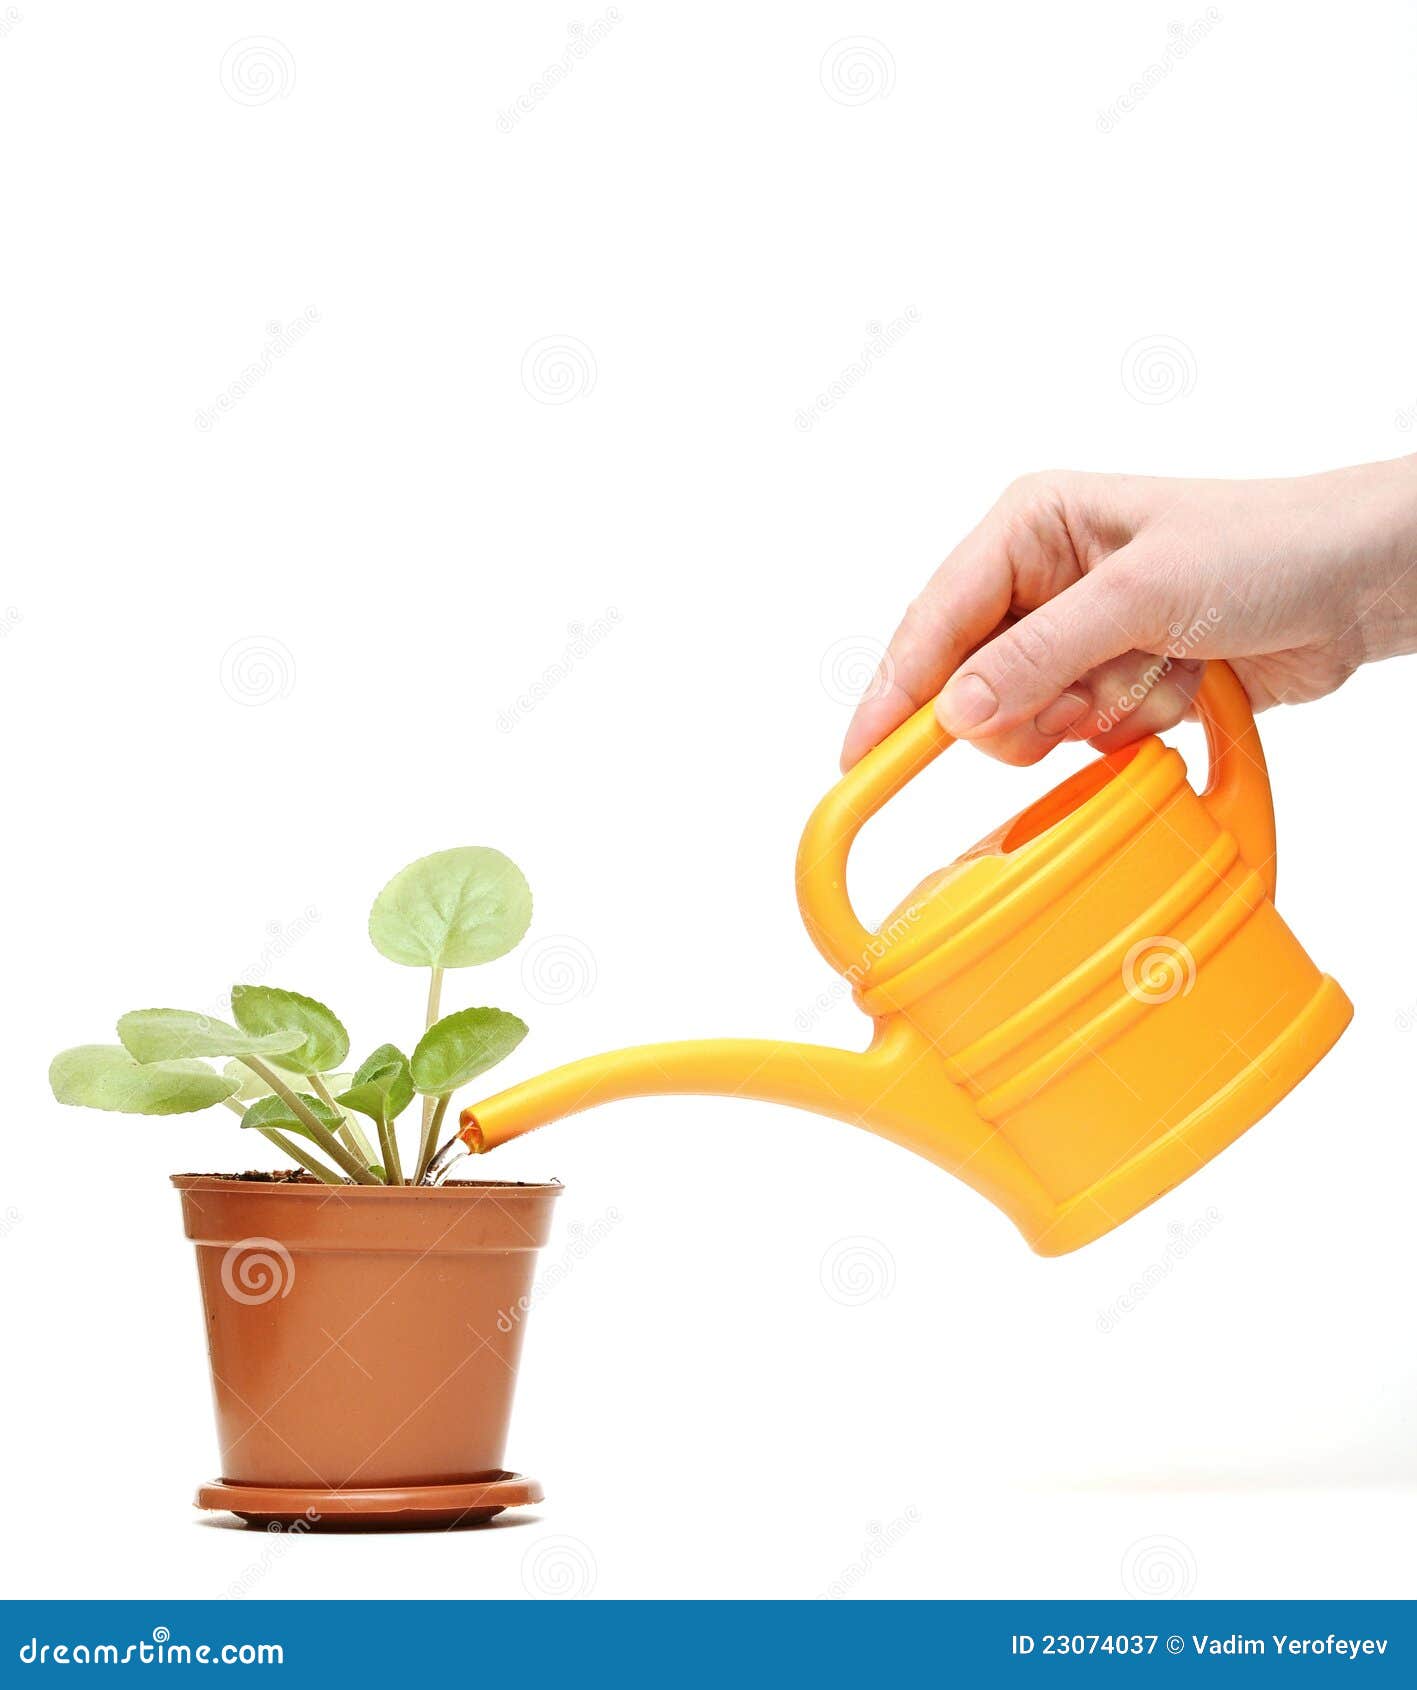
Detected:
left=230, top=985, right=349, bottom=1074
left=117, top=1008, right=305, bottom=1064
left=240, top=1091, right=346, bottom=1143
left=335, top=1043, right=414, bottom=1125
left=50, top=1045, right=239, bottom=1116
left=368, top=847, right=532, bottom=969
left=411, top=1008, right=528, bottom=1098
left=224, top=1063, right=352, bottom=1102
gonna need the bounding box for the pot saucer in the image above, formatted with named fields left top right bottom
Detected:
left=195, top=1470, right=543, bottom=1530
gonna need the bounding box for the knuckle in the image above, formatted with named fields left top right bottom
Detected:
left=998, top=613, right=1057, bottom=684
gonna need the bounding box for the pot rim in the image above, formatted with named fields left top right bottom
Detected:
left=170, top=1173, right=563, bottom=1199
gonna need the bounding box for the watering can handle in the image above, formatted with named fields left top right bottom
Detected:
left=796, top=659, right=1276, bottom=978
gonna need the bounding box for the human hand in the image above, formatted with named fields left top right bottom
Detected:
left=842, top=458, right=1417, bottom=769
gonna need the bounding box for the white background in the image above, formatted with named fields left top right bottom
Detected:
left=3, top=1, right=1415, bottom=1601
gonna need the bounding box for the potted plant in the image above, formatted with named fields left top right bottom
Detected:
left=49, top=846, right=563, bottom=1529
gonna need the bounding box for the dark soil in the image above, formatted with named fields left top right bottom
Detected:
left=175, top=1171, right=552, bottom=1188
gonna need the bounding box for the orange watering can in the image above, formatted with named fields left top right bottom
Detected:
left=426, top=662, right=1351, bottom=1254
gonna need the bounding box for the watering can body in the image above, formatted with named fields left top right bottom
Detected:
left=450, top=663, right=1350, bottom=1254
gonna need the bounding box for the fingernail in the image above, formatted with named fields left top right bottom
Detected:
left=1034, top=692, right=1089, bottom=737
left=939, top=673, right=998, bottom=734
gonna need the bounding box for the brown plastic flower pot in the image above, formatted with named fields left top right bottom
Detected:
left=173, top=1174, right=562, bottom=1529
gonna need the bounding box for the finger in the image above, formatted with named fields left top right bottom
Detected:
left=936, top=558, right=1147, bottom=740
left=965, top=689, right=1094, bottom=767
left=1085, top=663, right=1201, bottom=751
left=840, top=513, right=1022, bottom=770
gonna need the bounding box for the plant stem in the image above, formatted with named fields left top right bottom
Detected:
left=221, top=1099, right=343, bottom=1184
left=418, top=967, right=444, bottom=1157
left=238, top=1057, right=380, bottom=1185
left=376, top=1112, right=404, bottom=1186
left=308, top=1072, right=378, bottom=1166
left=415, top=1092, right=451, bottom=1185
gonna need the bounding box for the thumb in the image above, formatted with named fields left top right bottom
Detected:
left=937, top=565, right=1143, bottom=738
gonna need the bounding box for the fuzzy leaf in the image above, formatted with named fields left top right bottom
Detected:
left=230, top=985, right=349, bottom=1074
left=368, top=847, right=532, bottom=969
left=335, top=1044, right=414, bottom=1125
left=411, top=1007, right=528, bottom=1098
left=224, top=1062, right=352, bottom=1102
left=118, top=1008, right=304, bottom=1064
left=50, top=1045, right=239, bottom=1116
left=240, top=1091, right=345, bottom=1143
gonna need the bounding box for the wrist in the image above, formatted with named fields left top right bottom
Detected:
left=1337, top=456, right=1417, bottom=666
